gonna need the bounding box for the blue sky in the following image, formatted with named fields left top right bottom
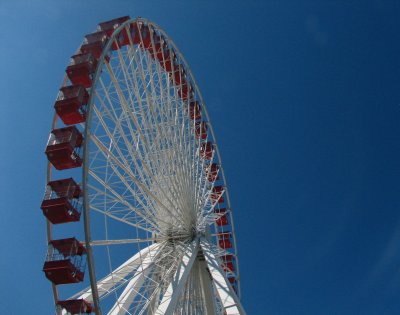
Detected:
left=1, top=0, right=400, bottom=314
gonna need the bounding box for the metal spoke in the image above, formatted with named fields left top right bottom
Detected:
left=40, top=18, right=246, bottom=315
left=89, top=238, right=161, bottom=246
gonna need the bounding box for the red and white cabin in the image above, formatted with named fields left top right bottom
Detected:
left=66, top=53, right=98, bottom=88
left=206, top=163, right=220, bottom=182
left=54, top=85, right=88, bottom=125
left=195, top=121, right=208, bottom=140
left=40, top=178, right=81, bottom=224
left=45, top=126, right=83, bottom=170
left=189, top=101, right=201, bottom=120
left=211, top=185, right=224, bottom=204
left=43, top=238, right=86, bottom=285
left=81, top=31, right=108, bottom=60
left=200, top=142, right=213, bottom=160
left=98, top=16, right=130, bottom=37
left=217, top=232, right=232, bottom=249
left=56, top=299, right=93, bottom=314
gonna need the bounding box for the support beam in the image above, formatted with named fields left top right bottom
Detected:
left=198, top=258, right=218, bottom=315
left=155, top=240, right=199, bottom=314
left=201, top=241, right=246, bottom=315
left=108, top=251, right=155, bottom=314
left=73, top=243, right=161, bottom=302
left=90, top=238, right=161, bottom=246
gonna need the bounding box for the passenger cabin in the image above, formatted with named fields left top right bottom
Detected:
left=214, top=208, right=227, bottom=214
left=115, top=25, right=131, bottom=48
left=137, top=24, right=151, bottom=49
left=170, top=64, right=186, bottom=86
left=146, top=33, right=162, bottom=58
left=152, top=37, right=166, bottom=60
left=195, top=121, right=208, bottom=139
left=66, top=53, right=98, bottom=88
left=81, top=31, right=108, bottom=60
left=189, top=101, right=201, bottom=120
left=221, top=254, right=234, bottom=262
left=216, top=214, right=228, bottom=226
left=40, top=178, right=81, bottom=224
left=127, top=22, right=141, bottom=46
left=159, top=49, right=175, bottom=72
left=56, top=299, right=93, bottom=315
left=98, top=16, right=130, bottom=37
left=217, top=232, right=232, bottom=249
left=200, top=142, right=213, bottom=160
left=112, top=24, right=131, bottom=50
left=207, top=163, right=220, bottom=182
left=228, top=277, right=236, bottom=285
left=54, top=85, right=89, bottom=125
left=99, top=15, right=132, bottom=50
left=43, top=238, right=86, bottom=285
left=215, top=208, right=228, bottom=225
left=211, top=185, right=224, bottom=204
left=223, top=261, right=235, bottom=272
left=45, top=126, right=83, bottom=170
left=178, top=81, right=193, bottom=101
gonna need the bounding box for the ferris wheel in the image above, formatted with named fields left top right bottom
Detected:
left=40, top=16, right=246, bottom=315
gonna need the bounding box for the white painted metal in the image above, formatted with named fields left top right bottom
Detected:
left=198, top=259, right=218, bottom=315
left=201, top=241, right=246, bottom=315
left=73, top=243, right=161, bottom=302
left=108, top=248, right=157, bottom=315
left=90, top=238, right=161, bottom=246
left=155, top=240, right=199, bottom=314
left=51, top=18, right=244, bottom=315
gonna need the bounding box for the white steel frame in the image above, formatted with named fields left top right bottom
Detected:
left=47, top=18, right=244, bottom=315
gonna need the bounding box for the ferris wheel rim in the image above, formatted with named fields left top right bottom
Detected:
left=44, top=16, right=242, bottom=314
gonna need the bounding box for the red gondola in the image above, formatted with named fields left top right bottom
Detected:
left=127, top=22, right=141, bottom=45
left=195, top=121, right=208, bottom=139
left=178, top=81, right=193, bottom=101
left=170, top=64, right=186, bottom=85
left=189, top=101, right=201, bottom=120
left=45, top=126, right=83, bottom=170
left=200, top=142, right=213, bottom=160
left=159, top=49, right=175, bottom=72
left=147, top=33, right=162, bottom=58
left=81, top=31, right=108, bottom=60
left=66, top=53, right=98, bottom=88
left=154, top=38, right=167, bottom=61
left=206, top=163, right=220, bottom=182
left=216, top=214, right=228, bottom=226
left=40, top=178, right=81, bottom=224
left=109, top=19, right=133, bottom=49
left=98, top=16, right=130, bottom=37
left=221, top=254, right=234, bottom=262
left=223, top=261, right=235, bottom=272
left=43, top=238, right=86, bottom=285
left=56, top=299, right=93, bottom=314
left=214, top=208, right=227, bottom=214
left=211, top=185, right=224, bottom=204
left=54, top=85, right=88, bottom=125
left=217, top=232, right=232, bottom=249
left=137, top=23, right=151, bottom=49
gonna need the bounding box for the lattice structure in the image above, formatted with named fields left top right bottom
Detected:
left=41, top=16, right=245, bottom=315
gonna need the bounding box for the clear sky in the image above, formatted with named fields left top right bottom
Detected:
left=1, top=0, right=400, bottom=314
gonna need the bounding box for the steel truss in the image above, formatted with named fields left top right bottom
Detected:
left=45, top=17, right=244, bottom=315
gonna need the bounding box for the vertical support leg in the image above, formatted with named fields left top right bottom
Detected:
left=108, top=251, right=157, bottom=315
left=201, top=241, right=246, bottom=315
left=155, top=240, right=199, bottom=314
left=198, top=258, right=218, bottom=315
